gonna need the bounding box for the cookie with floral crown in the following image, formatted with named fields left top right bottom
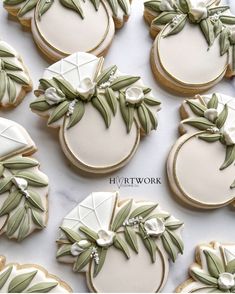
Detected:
left=56, top=192, right=184, bottom=292
left=0, top=117, right=49, bottom=241
left=3, top=0, right=131, bottom=62
left=144, top=0, right=235, bottom=95
left=176, top=241, right=235, bottom=293
left=0, top=256, right=72, bottom=292
left=0, top=41, right=32, bottom=108
left=30, top=52, right=161, bottom=174
left=167, top=93, right=235, bottom=209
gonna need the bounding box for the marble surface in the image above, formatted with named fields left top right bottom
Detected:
left=0, top=0, right=235, bottom=293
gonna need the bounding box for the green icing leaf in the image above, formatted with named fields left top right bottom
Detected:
left=91, top=96, right=111, bottom=128
left=203, top=250, right=224, bottom=278
left=30, top=98, right=51, bottom=112
left=0, top=177, right=13, bottom=194
left=18, top=211, right=30, bottom=241
left=164, top=15, right=187, bottom=37
left=26, top=282, right=58, bottom=293
left=119, top=92, right=133, bottom=133
left=152, top=12, right=178, bottom=25
left=105, top=88, right=117, bottom=115
left=93, top=247, right=107, bottom=278
left=106, top=0, right=118, bottom=16
left=111, top=199, right=132, bottom=231
left=166, top=229, right=184, bottom=254
left=200, top=18, right=215, bottom=46
left=59, top=0, right=84, bottom=19
left=165, top=221, right=184, bottom=230
left=79, top=226, right=98, bottom=242
left=0, top=266, right=13, bottom=290
left=8, top=271, right=37, bottom=293
left=117, top=0, right=129, bottom=15
left=230, top=179, right=235, bottom=189
left=183, top=117, right=215, bottom=130
left=208, top=6, right=229, bottom=16
left=144, top=0, right=161, bottom=13
left=60, top=227, right=82, bottom=243
left=2, top=157, right=39, bottom=169
left=161, top=231, right=178, bottom=262
left=67, top=101, right=85, bottom=129
left=186, top=100, right=207, bottom=117
left=39, top=78, right=59, bottom=91
left=220, top=15, right=235, bottom=25
left=207, top=94, right=219, bottom=109
left=56, top=244, right=72, bottom=258
left=113, top=234, right=130, bottom=259
left=214, top=20, right=223, bottom=38
left=179, top=0, right=190, bottom=13
left=0, top=165, right=4, bottom=177
left=3, top=59, right=22, bottom=71
left=110, top=76, right=140, bottom=91
left=129, top=204, right=157, bottom=219
left=7, top=76, right=16, bottom=104
left=0, top=190, right=23, bottom=217
left=18, top=0, right=38, bottom=17
left=144, top=97, right=161, bottom=107
left=216, top=104, right=228, bottom=129
left=220, top=145, right=235, bottom=170
left=73, top=248, right=93, bottom=272
left=191, top=268, right=218, bottom=286
left=96, top=65, right=117, bottom=86
left=48, top=101, right=70, bottom=125
left=27, top=190, right=45, bottom=211
left=146, top=106, right=158, bottom=130
left=124, top=226, right=138, bottom=253
left=90, top=0, right=100, bottom=10
left=226, top=259, right=235, bottom=274
left=7, top=72, right=29, bottom=85
left=0, top=43, right=15, bottom=57
left=37, top=0, right=54, bottom=19
left=0, top=71, right=7, bottom=102
left=6, top=207, right=26, bottom=237
left=53, top=77, right=77, bottom=99
left=219, top=27, right=230, bottom=56
left=139, top=223, right=156, bottom=263
left=198, top=133, right=221, bottom=143
left=31, top=208, right=44, bottom=228
left=137, top=104, right=152, bottom=134
left=16, top=171, right=48, bottom=187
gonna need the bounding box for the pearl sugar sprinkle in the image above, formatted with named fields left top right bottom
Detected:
left=99, top=70, right=116, bottom=89
left=123, top=216, right=143, bottom=227
left=91, top=247, right=100, bottom=265
left=67, top=100, right=77, bottom=116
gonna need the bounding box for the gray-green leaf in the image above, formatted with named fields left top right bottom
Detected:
left=27, top=190, right=45, bottom=211
left=117, top=0, right=129, bottom=15
left=26, top=282, right=58, bottom=293
left=110, top=76, right=140, bottom=91
left=18, top=211, right=30, bottom=241
left=219, top=27, right=230, bottom=56
left=106, top=0, right=118, bottom=16
left=67, top=101, right=85, bottom=129
left=124, top=226, right=138, bottom=253
left=137, top=104, right=152, bottom=134
left=91, top=96, right=111, bottom=128
left=152, top=12, right=178, bottom=25
left=139, top=223, right=156, bottom=263
left=31, top=208, right=44, bottom=228
left=30, top=98, right=51, bottom=112
left=0, top=71, right=7, bottom=102
left=96, top=65, right=117, bottom=86
left=220, top=145, right=235, bottom=170
left=18, top=0, right=38, bottom=17
left=53, top=77, right=77, bottom=99
left=73, top=248, right=93, bottom=272
left=59, top=0, right=84, bottom=18
left=183, top=117, right=215, bottom=130
left=186, top=99, right=207, bottom=117
left=166, top=229, right=184, bottom=254
left=56, top=244, right=72, bottom=258
left=200, top=18, right=215, bottom=46
left=105, top=87, right=117, bottom=115
left=129, top=204, right=157, bottom=219
left=226, top=259, right=235, bottom=274
left=7, top=76, right=16, bottom=104
left=0, top=191, right=22, bottom=217
left=60, top=227, right=82, bottom=243
left=93, top=247, right=107, bottom=277
left=113, top=234, right=130, bottom=258
left=144, top=0, right=161, bottom=13
left=37, top=0, right=54, bottom=19
left=79, top=226, right=98, bottom=241
left=164, top=15, right=187, bottom=37
left=220, top=15, right=235, bottom=25
left=204, top=250, right=224, bottom=278
left=161, top=231, right=178, bottom=262
left=7, top=72, right=29, bottom=85
left=216, top=104, right=228, bottom=129
left=0, top=177, right=13, bottom=194
left=3, top=157, right=39, bottom=170
left=144, top=97, right=161, bottom=106
left=198, top=133, right=221, bottom=143
left=165, top=221, right=184, bottom=230
left=191, top=268, right=218, bottom=286
left=0, top=266, right=13, bottom=290
left=48, top=101, right=70, bottom=125
left=6, top=207, right=26, bottom=237
left=111, top=199, right=132, bottom=231
left=8, top=271, right=37, bottom=293
left=16, top=171, right=48, bottom=187
left=207, top=93, right=219, bottom=109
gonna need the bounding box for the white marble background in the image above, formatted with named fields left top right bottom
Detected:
left=0, top=0, right=235, bottom=292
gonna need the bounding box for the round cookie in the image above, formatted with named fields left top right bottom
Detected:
left=176, top=241, right=235, bottom=293
left=0, top=256, right=72, bottom=292
left=56, top=191, right=184, bottom=292
left=144, top=0, right=235, bottom=95
left=3, top=0, right=131, bottom=62
left=30, top=52, right=161, bottom=174
left=167, top=93, right=235, bottom=209
left=0, top=41, right=32, bottom=108
left=0, top=117, right=49, bottom=241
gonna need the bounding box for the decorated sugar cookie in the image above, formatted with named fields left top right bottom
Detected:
left=167, top=93, right=235, bottom=209
left=56, top=192, right=184, bottom=292
left=144, top=0, right=235, bottom=95
left=0, top=117, right=49, bottom=241
left=176, top=241, right=235, bottom=293
left=0, top=256, right=72, bottom=292
left=30, top=52, right=161, bottom=174
left=4, top=0, right=131, bottom=62
left=0, top=41, right=32, bottom=108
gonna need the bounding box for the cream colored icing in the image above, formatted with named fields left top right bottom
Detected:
left=158, top=21, right=228, bottom=85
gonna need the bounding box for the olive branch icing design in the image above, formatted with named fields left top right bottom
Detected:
left=31, top=65, right=161, bottom=135
left=190, top=245, right=235, bottom=292
left=57, top=200, right=184, bottom=277
left=0, top=156, right=48, bottom=241
left=4, top=0, right=130, bottom=20
left=145, top=0, right=235, bottom=71
left=0, top=267, right=59, bottom=293
left=0, top=42, right=31, bottom=105
left=183, top=93, right=235, bottom=189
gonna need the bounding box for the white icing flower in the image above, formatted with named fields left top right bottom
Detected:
left=223, top=125, right=235, bottom=145
left=70, top=240, right=90, bottom=256
left=188, top=1, right=208, bottom=23
left=159, top=0, right=175, bottom=11
left=44, top=87, right=64, bottom=105
left=125, top=87, right=144, bottom=105
left=144, top=218, right=165, bottom=237
left=12, top=177, right=29, bottom=197
left=96, top=230, right=115, bottom=247
left=204, top=108, right=218, bottom=122
left=218, top=272, right=235, bottom=290
left=77, top=77, right=96, bottom=100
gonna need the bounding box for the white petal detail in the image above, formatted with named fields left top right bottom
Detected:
left=77, top=77, right=96, bottom=100
left=223, top=125, right=235, bottom=145
left=144, top=218, right=165, bottom=237
left=188, top=1, right=208, bottom=23
left=218, top=272, right=235, bottom=290
left=96, top=230, right=115, bottom=247
left=44, top=87, right=64, bottom=105
left=12, top=177, right=29, bottom=197
left=204, top=108, right=219, bottom=122
left=125, top=87, right=144, bottom=105
left=70, top=242, right=85, bottom=256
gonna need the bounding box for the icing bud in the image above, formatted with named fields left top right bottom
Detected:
left=144, top=218, right=165, bottom=237
left=218, top=272, right=235, bottom=290
left=159, top=0, right=175, bottom=11
left=44, top=87, right=64, bottom=105
left=96, top=229, right=115, bottom=247
left=77, top=77, right=96, bottom=100
left=223, top=125, right=235, bottom=146
left=188, top=2, right=208, bottom=23
left=204, top=108, right=218, bottom=122
left=12, top=177, right=29, bottom=197
left=125, top=87, right=144, bottom=105
left=70, top=240, right=91, bottom=256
